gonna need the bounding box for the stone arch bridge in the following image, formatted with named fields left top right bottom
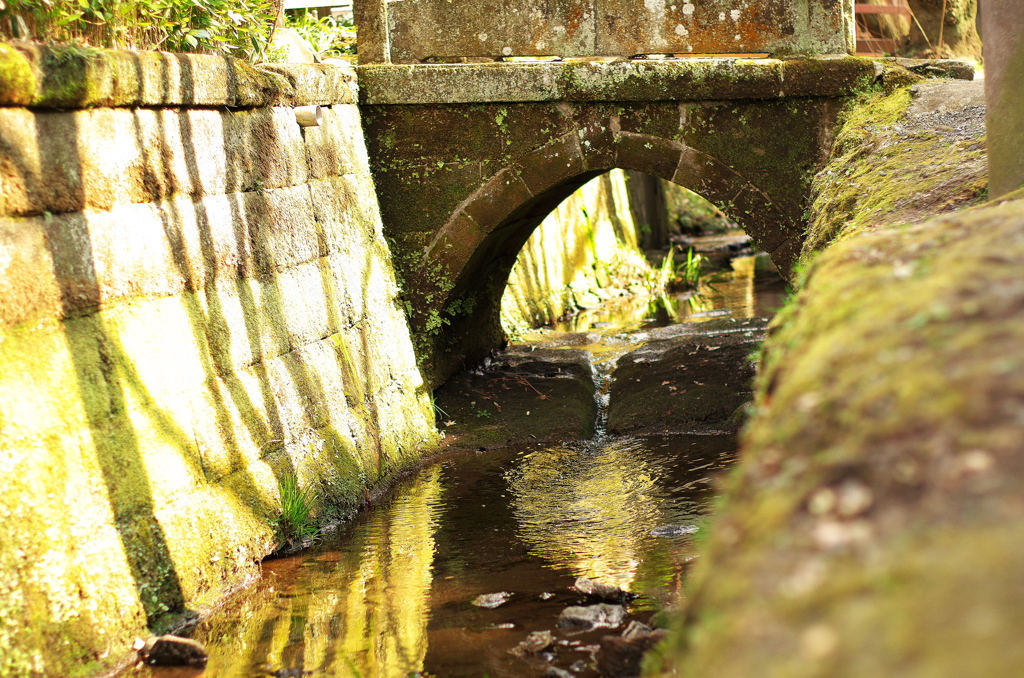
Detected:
left=357, top=57, right=891, bottom=384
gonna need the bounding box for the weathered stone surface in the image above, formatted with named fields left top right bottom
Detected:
left=358, top=57, right=882, bottom=105
left=258, top=63, right=359, bottom=105
left=655, top=79, right=1024, bottom=676
left=607, top=318, right=765, bottom=435
left=371, top=0, right=851, bottom=63
left=433, top=348, right=598, bottom=449
left=0, top=66, right=438, bottom=678
left=0, top=43, right=359, bottom=110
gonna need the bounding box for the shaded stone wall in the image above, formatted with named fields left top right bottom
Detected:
left=0, top=46, right=437, bottom=677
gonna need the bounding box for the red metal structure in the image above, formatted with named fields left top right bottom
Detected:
left=855, top=1, right=912, bottom=55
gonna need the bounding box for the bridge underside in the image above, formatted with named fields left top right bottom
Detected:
left=357, top=57, right=894, bottom=385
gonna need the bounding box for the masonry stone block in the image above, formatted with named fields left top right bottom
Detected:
left=514, top=132, right=587, bottom=195
left=614, top=133, right=685, bottom=181
left=0, top=214, right=63, bottom=326
left=244, top=185, right=322, bottom=278
left=275, top=259, right=335, bottom=350
left=462, top=168, right=536, bottom=233
left=374, top=161, right=487, bottom=237
left=304, top=105, right=373, bottom=180
left=258, top=63, right=359, bottom=106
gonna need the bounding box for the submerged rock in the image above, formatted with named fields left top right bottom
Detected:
left=472, top=591, right=513, bottom=608
left=650, top=524, right=699, bottom=537
left=134, top=635, right=208, bottom=668
left=433, top=348, right=597, bottom=450
left=556, top=603, right=627, bottom=631
left=573, top=577, right=636, bottom=604
left=606, top=323, right=765, bottom=436
left=509, top=630, right=556, bottom=656
left=597, top=626, right=667, bottom=677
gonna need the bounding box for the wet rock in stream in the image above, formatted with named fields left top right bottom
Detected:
left=472, top=591, right=513, bottom=608
left=556, top=603, right=627, bottom=631
left=597, top=626, right=667, bottom=677
left=650, top=523, right=699, bottom=537
left=508, top=630, right=556, bottom=656
left=607, top=317, right=767, bottom=435
left=573, top=577, right=636, bottom=604
left=134, top=635, right=208, bottom=668
left=433, top=348, right=597, bottom=449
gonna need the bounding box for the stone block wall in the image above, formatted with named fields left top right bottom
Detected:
left=0, top=46, right=437, bottom=676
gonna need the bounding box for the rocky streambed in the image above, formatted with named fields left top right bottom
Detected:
left=124, top=260, right=784, bottom=678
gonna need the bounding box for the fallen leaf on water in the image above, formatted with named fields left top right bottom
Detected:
left=444, top=420, right=456, bottom=426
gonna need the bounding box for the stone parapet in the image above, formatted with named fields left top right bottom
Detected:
left=0, top=42, right=357, bottom=109
left=357, top=57, right=905, bottom=105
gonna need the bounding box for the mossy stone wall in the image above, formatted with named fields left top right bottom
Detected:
left=0, top=45, right=438, bottom=677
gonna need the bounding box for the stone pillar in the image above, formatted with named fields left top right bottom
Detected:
left=982, top=0, right=1024, bottom=197
left=354, top=0, right=391, bottom=64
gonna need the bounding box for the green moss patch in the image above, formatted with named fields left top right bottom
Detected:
left=803, top=83, right=987, bottom=257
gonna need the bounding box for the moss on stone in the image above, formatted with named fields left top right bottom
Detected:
left=653, top=79, right=1024, bottom=676
left=802, top=83, right=987, bottom=258
left=0, top=43, right=35, bottom=106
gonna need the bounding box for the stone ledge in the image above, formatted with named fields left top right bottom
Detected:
left=357, top=56, right=959, bottom=105
left=0, top=42, right=357, bottom=109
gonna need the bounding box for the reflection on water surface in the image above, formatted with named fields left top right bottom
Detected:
left=134, top=434, right=732, bottom=678
left=130, top=252, right=779, bottom=678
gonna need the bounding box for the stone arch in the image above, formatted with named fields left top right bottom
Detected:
left=409, top=123, right=805, bottom=386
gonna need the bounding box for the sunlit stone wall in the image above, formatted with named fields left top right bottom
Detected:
left=500, top=170, right=655, bottom=333
left=0, top=46, right=437, bottom=676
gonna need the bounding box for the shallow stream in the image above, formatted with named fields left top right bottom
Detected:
left=128, top=256, right=785, bottom=678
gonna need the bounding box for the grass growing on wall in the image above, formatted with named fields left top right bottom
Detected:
left=0, top=0, right=277, bottom=58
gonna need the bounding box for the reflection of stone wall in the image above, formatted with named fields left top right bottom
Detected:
left=500, top=170, right=654, bottom=333
left=0, top=46, right=437, bottom=676
left=194, top=466, right=443, bottom=678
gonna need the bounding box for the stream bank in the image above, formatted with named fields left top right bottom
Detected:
left=655, top=79, right=1024, bottom=676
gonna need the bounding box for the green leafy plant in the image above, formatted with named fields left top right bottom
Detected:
left=0, top=0, right=277, bottom=59
left=679, top=247, right=706, bottom=287
left=277, top=473, right=318, bottom=542
left=283, top=9, right=355, bottom=58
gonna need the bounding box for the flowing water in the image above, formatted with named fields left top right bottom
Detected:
left=127, top=257, right=785, bottom=678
